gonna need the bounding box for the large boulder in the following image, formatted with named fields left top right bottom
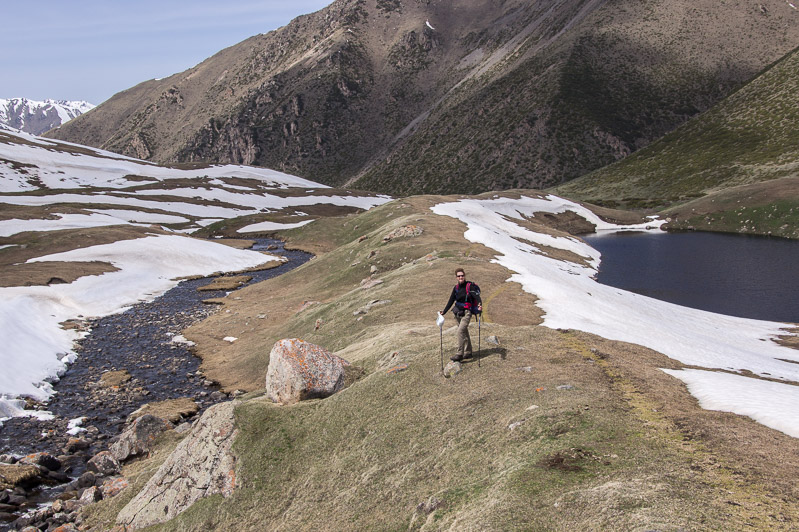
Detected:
left=116, top=401, right=238, bottom=530
left=265, top=339, right=350, bottom=405
left=110, top=414, right=172, bottom=462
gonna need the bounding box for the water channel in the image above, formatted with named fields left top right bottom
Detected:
left=0, top=238, right=310, bottom=486
left=582, top=231, right=799, bottom=324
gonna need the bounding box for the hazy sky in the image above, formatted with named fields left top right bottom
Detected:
left=0, top=1, right=332, bottom=105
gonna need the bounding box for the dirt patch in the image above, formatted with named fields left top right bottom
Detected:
left=128, top=398, right=200, bottom=424
left=1, top=260, right=118, bottom=287
left=197, top=275, right=253, bottom=292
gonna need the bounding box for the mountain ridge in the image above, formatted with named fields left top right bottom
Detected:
left=47, top=0, right=799, bottom=195
left=0, top=98, right=94, bottom=135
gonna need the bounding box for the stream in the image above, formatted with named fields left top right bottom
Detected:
left=0, top=238, right=310, bottom=526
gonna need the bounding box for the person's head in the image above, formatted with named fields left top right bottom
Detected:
left=455, top=267, right=466, bottom=285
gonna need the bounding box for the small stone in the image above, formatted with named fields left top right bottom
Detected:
left=99, top=370, right=131, bottom=388
left=508, top=420, right=526, bottom=431
left=557, top=384, right=575, bottom=391
left=416, top=496, right=443, bottom=514
left=443, top=361, right=461, bottom=378
left=76, top=471, right=96, bottom=489
left=63, top=438, right=90, bottom=453
left=78, top=486, right=102, bottom=504
left=516, top=366, right=533, bottom=373
left=370, top=265, right=378, bottom=274
left=486, top=335, right=500, bottom=345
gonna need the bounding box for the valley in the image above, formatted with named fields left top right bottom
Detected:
left=2, top=0, right=799, bottom=529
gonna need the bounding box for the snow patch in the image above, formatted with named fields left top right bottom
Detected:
left=662, top=369, right=799, bottom=438
left=432, top=194, right=799, bottom=437
left=238, top=219, right=315, bottom=233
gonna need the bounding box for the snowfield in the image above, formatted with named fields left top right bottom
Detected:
left=0, top=235, right=280, bottom=418
left=0, top=129, right=392, bottom=422
left=0, top=129, right=322, bottom=191
left=432, top=195, right=799, bottom=438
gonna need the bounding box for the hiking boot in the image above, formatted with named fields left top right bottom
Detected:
left=463, top=353, right=473, bottom=359
left=450, top=354, right=464, bottom=362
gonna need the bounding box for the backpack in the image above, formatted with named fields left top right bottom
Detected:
left=454, top=281, right=481, bottom=315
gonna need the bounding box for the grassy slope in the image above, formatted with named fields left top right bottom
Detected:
left=79, top=195, right=799, bottom=530
left=552, top=47, right=799, bottom=238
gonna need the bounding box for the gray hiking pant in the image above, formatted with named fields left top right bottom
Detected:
left=456, top=310, right=473, bottom=357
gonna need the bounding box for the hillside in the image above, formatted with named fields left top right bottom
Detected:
left=47, top=0, right=799, bottom=195
left=73, top=194, right=799, bottom=530
left=552, top=45, right=799, bottom=238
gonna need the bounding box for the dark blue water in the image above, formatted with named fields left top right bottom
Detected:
left=583, top=231, right=799, bottom=324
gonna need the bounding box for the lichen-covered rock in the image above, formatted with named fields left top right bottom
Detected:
left=100, top=476, right=129, bottom=498
left=87, top=451, right=121, bottom=477
left=116, top=401, right=238, bottom=530
left=19, top=452, right=61, bottom=472
left=265, top=339, right=350, bottom=405
left=383, top=224, right=423, bottom=242
left=110, top=414, right=172, bottom=462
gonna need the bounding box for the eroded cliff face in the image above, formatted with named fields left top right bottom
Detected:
left=47, top=0, right=799, bottom=195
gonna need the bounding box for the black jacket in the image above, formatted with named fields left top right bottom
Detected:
left=442, top=281, right=482, bottom=315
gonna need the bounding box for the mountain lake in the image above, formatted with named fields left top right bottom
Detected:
left=583, top=231, right=799, bottom=324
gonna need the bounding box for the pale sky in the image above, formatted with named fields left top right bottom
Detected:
left=0, top=1, right=333, bottom=105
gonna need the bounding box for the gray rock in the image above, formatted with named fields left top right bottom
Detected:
left=87, top=451, right=121, bottom=477
left=443, top=361, right=462, bottom=378
left=19, top=452, right=61, bottom=472
left=486, top=335, right=500, bottom=345
left=265, top=339, right=350, bottom=405
left=110, top=414, right=173, bottom=462
left=557, top=384, right=575, bottom=391
left=116, top=402, right=238, bottom=530
left=78, top=486, right=102, bottom=504
left=353, top=299, right=392, bottom=316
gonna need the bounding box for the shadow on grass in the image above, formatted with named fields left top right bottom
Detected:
left=466, top=347, right=507, bottom=364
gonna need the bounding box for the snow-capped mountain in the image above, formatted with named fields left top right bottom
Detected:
left=0, top=98, right=94, bottom=135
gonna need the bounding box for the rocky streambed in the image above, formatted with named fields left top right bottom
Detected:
left=0, top=239, right=310, bottom=530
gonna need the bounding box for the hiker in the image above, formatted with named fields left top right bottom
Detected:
left=439, top=267, right=482, bottom=362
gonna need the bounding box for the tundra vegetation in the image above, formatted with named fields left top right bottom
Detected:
left=78, top=196, right=799, bottom=531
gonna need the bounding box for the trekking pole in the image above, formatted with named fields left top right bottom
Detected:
left=478, top=313, right=482, bottom=367
left=437, top=312, right=445, bottom=372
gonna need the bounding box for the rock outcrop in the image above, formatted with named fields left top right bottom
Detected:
left=116, top=401, right=238, bottom=529
left=110, top=414, right=172, bottom=462
left=265, top=338, right=350, bottom=405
